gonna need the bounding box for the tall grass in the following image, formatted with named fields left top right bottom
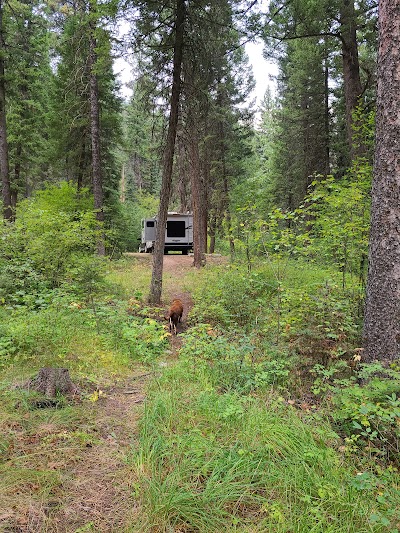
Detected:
left=131, top=362, right=395, bottom=532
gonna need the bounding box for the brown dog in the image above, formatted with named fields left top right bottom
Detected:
left=165, top=298, right=183, bottom=334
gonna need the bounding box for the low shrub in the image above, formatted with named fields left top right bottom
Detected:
left=280, top=281, right=361, bottom=365
left=179, top=324, right=292, bottom=394
left=0, top=182, right=105, bottom=307
left=312, top=361, right=400, bottom=465
left=0, top=299, right=167, bottom=374
left=190, top=265, right=278, bottom=332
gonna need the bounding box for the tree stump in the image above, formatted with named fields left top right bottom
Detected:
left=27, top=368, right=79, bottom=397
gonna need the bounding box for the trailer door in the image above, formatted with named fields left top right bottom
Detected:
left=166, top=220, right=186, bottom=238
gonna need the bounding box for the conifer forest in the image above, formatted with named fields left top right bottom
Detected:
left=1, top=0, right=400, bottom=531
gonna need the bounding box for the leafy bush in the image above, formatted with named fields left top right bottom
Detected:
left=190, top=265, right=278, bottom=332
left=280, top=281, right=360, bottom=365
left=179, top=325, right=291, bottom=394
left=304, top=165, right=371, bottom=284
left=190, top=262, right=359, bottom=367
left=311, top=361, right=400, bottom=465
left=0, top=182, right=105, bottom=306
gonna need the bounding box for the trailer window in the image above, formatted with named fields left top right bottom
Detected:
left=146, top=221, right=155, bottom=227
left=167, top=220, right=186, bottom=237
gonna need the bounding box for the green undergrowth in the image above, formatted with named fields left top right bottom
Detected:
left=187, top=259, right=361, bottom=369
left=105, top=255, right=152, bottom=299
left=0, top=298, right=167, bottom=380
left=132, top=360, right=399, bottom=532
left=0, top=256, right=167, bottom=530
left=132, top=259, right=399, bottom=531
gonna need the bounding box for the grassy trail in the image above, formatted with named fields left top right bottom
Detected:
left=0, top=367, right=149, bottom=532
left=3, top=255, right=398, bottom=532
left=0, top=254, right=198, bottom=532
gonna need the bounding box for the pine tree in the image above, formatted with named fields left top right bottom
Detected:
left=0, top=0, right=11, bottom=219
left=123, top=79, right=164, bottom=197
left=363, top=0, right=400, bottom=362
left=269, top=37, right=329, bottom=210
left=148, top=0, right=185, bottom=304
left=50, top=0, right=121, bottom=251
left=6, top=0, right=53, bottom=202
left=264, top=0, right=377, bottom=161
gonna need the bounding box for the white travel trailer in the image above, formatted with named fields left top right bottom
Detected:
left=139, top=212, right=193, bottom=255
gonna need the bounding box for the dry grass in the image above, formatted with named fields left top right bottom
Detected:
left=0, top=370, right=149, bottom=532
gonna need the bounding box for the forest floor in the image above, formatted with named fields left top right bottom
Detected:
left=2, top=254, right=400, bottom=531
left=0, top=254, right=206, bottom=532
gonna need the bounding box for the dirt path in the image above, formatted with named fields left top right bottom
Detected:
left=1, top=254, right=218, bottom=532
left=1, top=371, right=149, bottom=532
left=53, top=257, right=198, bottom=530
left=51, top=256, right=200, bottom=529
left=47, top=372, right=148, bottom=532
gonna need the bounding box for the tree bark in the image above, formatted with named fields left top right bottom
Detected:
left=188, top=117, right=205, bottom=267
left=88, top=13, right=105, bottom=256
left=177, top=126, right=190, bottom=212
left=26, top=368, right=79, bottom=397
left=209, top=212, right=216, bottom=254
left=0, top=1, right=11, bottom=221
left=339, top=0, right=363, bottom=157
left=323, top=50, right=330, bottom=176
left=148, top=0, right=185, bottom=304
left=363, top=0, right=400, bottom=362
left=11, top=142, right=22, bottom=211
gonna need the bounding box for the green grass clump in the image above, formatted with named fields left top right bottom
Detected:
left=0, top=295, right=167, bottom=379
left=105, top=255, right=152, bottom=299
left=178, top=324, right=291, bottom=394
left=132, top=362, right=398, bottom=532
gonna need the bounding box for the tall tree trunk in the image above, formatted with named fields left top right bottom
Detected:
left=120, top=163, right=126, bottom=202
left=189, top=118, right=205, bottom=268
left=11, top=142, right=22, bottom=211
left=323, top=51, right=330, bottom=175
left=148, top=0, right=185, bottom=304
left=209, top=212, right=216, bottom=254
left=88, top=15, right=105, bottom=256
left=340, top=0, right=363, bottom=157
left=0, top=1, right=11, bottom=221
left=223, top=171, right=234, bottom=257
left=363, top=0, right=400, bottom=362
left=201, top=146, right=209, bottom=257
left=177, top=129, right=190, bottom=212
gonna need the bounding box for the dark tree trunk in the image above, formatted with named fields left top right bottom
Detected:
left=223, top=172, right=234, bottom=257
left=363, top=0, right=400, bottom=362
left=201, top=139, right=210, bottom=255
left=323, top=51, right=330, bottom=175
left=27, top=368, right=79, bottom=397
left=189, top=119, right=205, bottom=268
left=88, top=17, right=105, bottom=256
left=0, top=2, right=11, bottom=221
left=340, top=0, right=363, bottom=157
left=120, top=163, right=126, bottom=202
left=11, top=142, right=22, bottom=212
left=220, top=128, right=234, bottom=257
left=176, top=127, right=190, bottom=212
left=209, top=212, right=216, bottom=254
left=148, top=0, right=185, bottom=304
